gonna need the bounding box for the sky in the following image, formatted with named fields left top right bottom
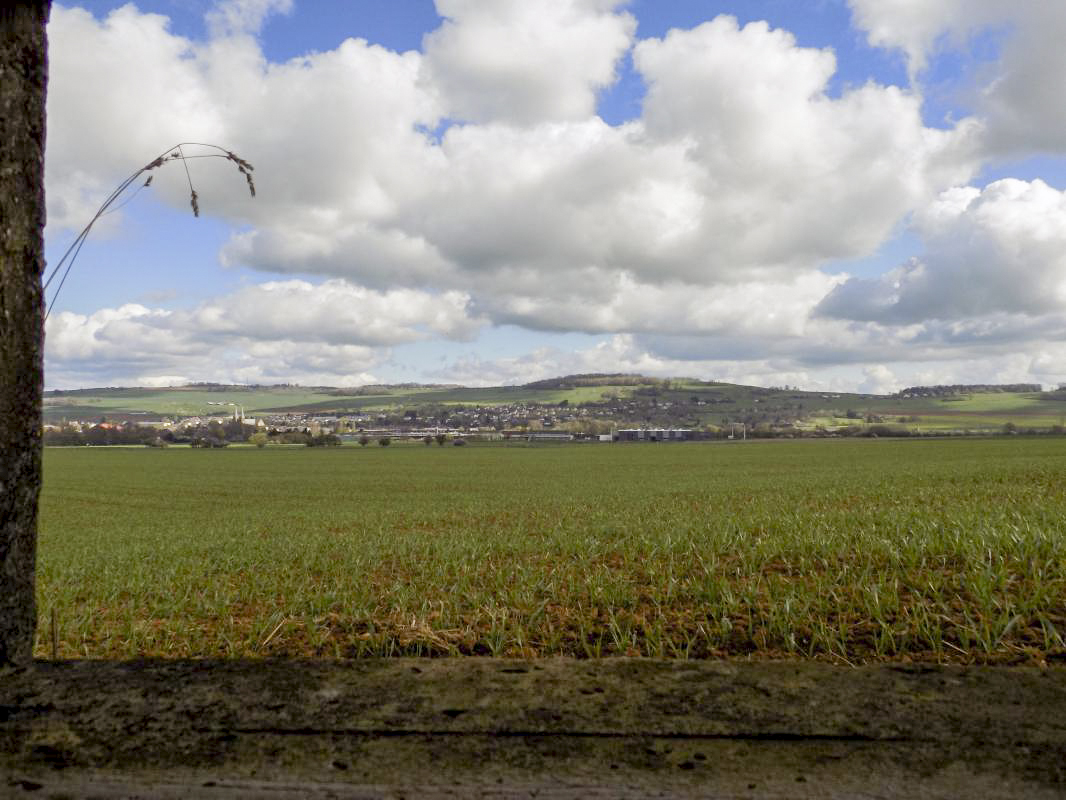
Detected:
left=42, top=0, right=1066, bottom=392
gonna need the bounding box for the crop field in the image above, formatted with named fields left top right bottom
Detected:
left=810, top=410, right=1066, bottom=432
left=36, top=438, right=1066, bottom=664
left=803, top=392, right=1066, bottom=432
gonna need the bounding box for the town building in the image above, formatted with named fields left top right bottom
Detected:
left=614, top=428, right=694, bottom=442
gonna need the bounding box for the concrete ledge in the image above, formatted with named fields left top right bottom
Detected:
left=2, top=659, right=1065, bottom=798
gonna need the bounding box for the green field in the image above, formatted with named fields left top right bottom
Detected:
left=36, top=439, right=1066, bottom=663
left=41, top=386, right=341, bottom=417
left=261, top=384, right=639, bottom=413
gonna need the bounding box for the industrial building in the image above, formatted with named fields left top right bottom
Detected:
left=614, top=428, right=694, bottom=442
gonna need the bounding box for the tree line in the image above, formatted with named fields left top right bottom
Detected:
left=43, top=420, right=342, bottom=448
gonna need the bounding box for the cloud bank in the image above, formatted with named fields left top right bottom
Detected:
left=41, top=0, right=1066, bottom=389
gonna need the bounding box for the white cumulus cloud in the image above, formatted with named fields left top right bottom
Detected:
left=817, top=179, right=1066, bottom=323
left=41, top=1, right=1066, bottom=390
left=422, top=0, right=636, bottom=125
left=44, top=279, right=481, bottom=388
left=206, top=0, right=293, bottom=37
left=848, top=1, right=1066, bottom=154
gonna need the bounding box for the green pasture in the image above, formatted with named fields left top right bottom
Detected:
left=42, top=387, right=339, bottom=418
left=916, top=413, right=1064, bottom=430
left=926, top=392, right=1048, bottom=412
left=802, top=391, right=1066, bottom=431
left=806, top=389, right=1050, bottom=413
left=808, top=415, right=1062, bottom=432
left=256, top=384, right=635, bottom=413
left=36, top=439, right=1066, bottom=663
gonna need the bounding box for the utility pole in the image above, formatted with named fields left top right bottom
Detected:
left=1, top=0, right=51, bottom=667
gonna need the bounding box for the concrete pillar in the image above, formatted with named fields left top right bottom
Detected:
left=0, top=1, right=50, bottom=667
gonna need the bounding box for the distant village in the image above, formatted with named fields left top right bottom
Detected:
left=42, top=378, right=1064, bottom=447
left=41, top=386, right=755, bottom=447
left=42, top=400, right=717, bottom=447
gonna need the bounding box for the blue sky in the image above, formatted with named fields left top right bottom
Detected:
left=42, top=0, right=1066, bottom=391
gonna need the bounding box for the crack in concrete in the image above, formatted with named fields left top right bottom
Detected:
left=220, top=727, right=921, bottom=744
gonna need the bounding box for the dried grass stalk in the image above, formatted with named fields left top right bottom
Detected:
left=43, top=141, right=256, bottom=318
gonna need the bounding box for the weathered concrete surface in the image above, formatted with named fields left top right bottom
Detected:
left=2, top=659, right=1064, bottom=798
left=0, top=0, right=50, bottom=669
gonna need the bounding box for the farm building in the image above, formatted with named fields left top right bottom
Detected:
left=615, top=428, right=694, bottom=442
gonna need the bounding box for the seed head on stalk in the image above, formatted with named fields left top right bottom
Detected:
left=43, top=142, right=256, bottom=318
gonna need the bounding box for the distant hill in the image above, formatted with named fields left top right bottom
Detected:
left=47, top=376, right=1044, bottom=398
left=521, top=373, right=657, bottom=390
left=41, top=377, right=1066, bottom=434
left=322, top=384, right=462, bottom=396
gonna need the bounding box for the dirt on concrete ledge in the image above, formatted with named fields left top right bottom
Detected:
left=2, top=659, right=1064, bottom=798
